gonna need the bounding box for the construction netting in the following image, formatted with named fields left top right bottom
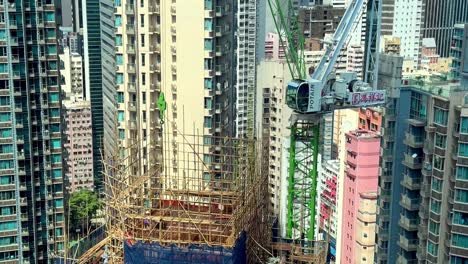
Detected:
left=123, top=231, right=246, bottom=264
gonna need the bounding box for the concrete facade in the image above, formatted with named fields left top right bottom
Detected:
left=63, top=100, right=94, bottom=192
left=340, top=130, right=380, bottom=264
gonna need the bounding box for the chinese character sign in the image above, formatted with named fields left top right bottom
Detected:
left=350, top=91, right=386, bottom=107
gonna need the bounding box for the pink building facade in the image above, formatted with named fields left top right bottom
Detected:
left=265, top=33, right=286, bottom=60
left=63, top=100, right=94, bottom=192
left=341, top=130, right=380, bottom=264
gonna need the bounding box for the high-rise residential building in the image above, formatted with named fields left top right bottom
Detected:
left=80, top=0, right=115, bottom=192
left=114, top=0, right=236, bottom=183
left=0, top=0, right=66, bottom=262
left=63, top=99, right=94, bottom=192
left=339, top=130, right=380, bottom=264
left=375, top=53, right=468, bottom=263
left=380, top=36, right=401, bottom=55
left=355, top=192, right=378, bottom=264
left=449, top=24, right=468, bottom=85
left=317, top=159, right=340, bottom=260
left=421, top=0, right=468, bottom=58
left=374, top=0, right=423, bottom=65
left=236, top=0, right=258, bottom=139
left=265, top=33, right=286, bottom=60
left=59, top=46, right=83, bottom=99
left=374, top=54, right=405, bottom=264
left=255, top=60, right=292, bottom=214
left=347, top=45, right=364, bottom=80
left=331, top=109, right=359, bottom=159
left=357, top=107, right=382, bottom=132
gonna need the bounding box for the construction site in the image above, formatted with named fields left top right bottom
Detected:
left=96, top=128, right=327, bottom=263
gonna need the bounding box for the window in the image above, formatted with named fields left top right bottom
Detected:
left=204, top=79, right=213, bottom=90
left=115, top=0, right=121, bottom=6
left=203, top=136, right=212, bottom=145
left=460, top=143, right=468, bottom=157
left=118, top=111, right=125, bottom=122
left=0, top=64, right=7, bottom=73
left=142, top=92, right=146, bottom=104
left=203, top=155, right=212, bottom=164
left=0, top=113, right=12, bottom=124
left=455, top=189, right=468, bottom=203
left=432, top=177, right=442, bottom=192
left=119, top=129, right=125, bottom=140
left=52, top=169, right=61, bottom=179
left=433, top=155, right=445, bottom=170
left=451, top=256, right=468, bottom=264
left=141, top=73, right=146, bottom=85
left=56, top=228, right=63, bottom=237
left=117, top=92, right=124, bottom=103
left=0, top=128, right=11, bottom=138
left=461, top=117, right=468, bottom=134
left=204, top=39, right=213, bottom=50
left=204, top=18, right=213, bottom=30
left=49, top=93, right=59, bottom=102
left=427, top=241, right=438, bottom=256
left=204, top=116, right=212, bottom=128
left=0, top=176, right=12, bottom=185
left=0, top=30, right=6, bottom=40
left=457, top=166, right=468, bottom=180
left=116, top=35, right=122, bottom=46
left=51, top=139, right=61, bottom=149
left=51, top=154, right=61, bottom=163
left=435, top=133, right=446, bottom=148
left=0, top=236, right=16, bottom=246
left=45, top=12, right=55, bottom=22
left=0, top=206, right=15, bottom=216
left=434, top=107, right=448, bottom=126
left=204, top=97, right=213, bottom=109
left=0, top=221, right=16, bottom=231
left=0, top=191, right=14, bottom=200
left=452, top=234, right=468, bottom=248
left=115, top=15, right=122, bottom=27
left=430, top=199, right=441, bottom=214
left=429, top=220, right=440, bottom=235
left=140, top=14, right=145, bottom=27
left=141, top=54, right=145, bottom=66
left=50, top=109, right=59, bottom=117
left=140, top=34, right=145, bottom=47
left=54, top=199, right=64, bottom=208
left=56, top=213, right=64, bottom=221
left=117, top=73, right=123, bottom=85
left=116, top=54, right=123, bottom=65
left=454, top=211, right=468, bottom=226
left=140, top=0, right=144, bottom=7
left=0, top=97, right=8, bottom=106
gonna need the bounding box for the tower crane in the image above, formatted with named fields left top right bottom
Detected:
left=267, top=0, right=384, bottom=242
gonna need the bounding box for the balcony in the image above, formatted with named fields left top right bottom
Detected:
left=400, top=194, right=420, bottom=211
left=149, top=64, right=160, bottom=73
left=381, top=148, right=393, bottom=161
left=396, top=254, right=418, bottom=264
left=399, top=214, right=419, bottom=231
left=127, top=63, right=136, bottom=73
left=417, top=224, right=428, bottom=240
left=126, top=24, right=135, bottom=35
left=397, top=236, right=418, bottom=251
left=423, top=140, right=434, bottom=154
left=128, top=102, right=136, bottom=111
left=403, top=154, right=423, bottom=169
left=404, top=133, right=424, bottom=148
left=378, top=225, right=389, bottom=240
left=126, top=44, right=135, bottom=54
left=149, top=4, right=160, bottom=14
left=127, top=82, right=136, bottom=93
left=125, top=4, right=134, bottom=14
left=401, top=174, right=421, bottom=190
left=149, top=25, right=160, bottom=34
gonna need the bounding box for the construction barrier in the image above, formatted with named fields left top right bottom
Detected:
left=123, top=232, right=246, bottom=264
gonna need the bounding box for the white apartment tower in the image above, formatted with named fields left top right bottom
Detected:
left=115, top=1, right=236, bottom=185
left=236, top=0, right=258, bottom=138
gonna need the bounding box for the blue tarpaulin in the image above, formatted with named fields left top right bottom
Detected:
left=124, top=232, right=246, bottom=264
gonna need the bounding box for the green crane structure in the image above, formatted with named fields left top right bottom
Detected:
left=267, top=0, right=384, bottom=243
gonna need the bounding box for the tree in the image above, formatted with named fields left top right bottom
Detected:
left=69, top=190, right=101, bottom=236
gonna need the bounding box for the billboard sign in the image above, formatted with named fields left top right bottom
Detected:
left=350, top=90, right=386, bottom=107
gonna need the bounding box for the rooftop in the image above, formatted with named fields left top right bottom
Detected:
left=402, top=75, right=468, bottom=98
left=422, top=38, right=436, bottom=48
left=347, top=129, right=379, bottom=139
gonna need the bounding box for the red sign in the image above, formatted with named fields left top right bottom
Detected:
left=351, top=91, right=386, bottom=106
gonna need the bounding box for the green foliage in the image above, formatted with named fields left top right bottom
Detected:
left=69, top=190, right=101, bottom=232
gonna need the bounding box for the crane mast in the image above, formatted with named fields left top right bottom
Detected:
left=267, top=0, right=384, bottom=242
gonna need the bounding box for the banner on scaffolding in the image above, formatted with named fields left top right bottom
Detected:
left=123, top=232, right=246, bottom=264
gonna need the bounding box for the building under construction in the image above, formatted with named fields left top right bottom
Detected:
left=100, top=127, right=328, bottom=263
